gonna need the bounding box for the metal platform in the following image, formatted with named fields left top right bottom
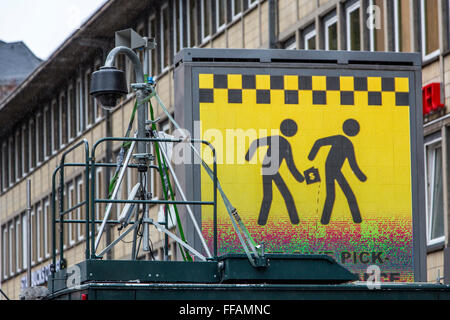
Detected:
left=48, top=254, right=357, bottom=293
left=47, top=281, right=450, bottom=300
left=47, top=254, right=450, bottom=300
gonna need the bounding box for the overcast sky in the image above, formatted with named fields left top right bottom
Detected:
left=0, top=0, right=108, bottom=60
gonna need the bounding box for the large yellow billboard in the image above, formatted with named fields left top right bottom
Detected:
left=198, top=71, right=413, bottom=282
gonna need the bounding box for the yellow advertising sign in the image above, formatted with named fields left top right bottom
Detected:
left=199, top=72, right=413, bottom=282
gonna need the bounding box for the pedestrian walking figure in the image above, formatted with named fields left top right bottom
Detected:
left=308, top=119, right=367, bottom=225
left=245, top=119, right=304, bottom=226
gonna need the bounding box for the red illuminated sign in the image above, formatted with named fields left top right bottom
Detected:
left=422, top=83, right=444, bottom=116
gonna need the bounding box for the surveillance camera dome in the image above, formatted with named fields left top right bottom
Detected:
left=90, top=66, right=128, bottom=111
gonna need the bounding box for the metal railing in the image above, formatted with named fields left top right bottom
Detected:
left=51, top=136, right=218, bottom=271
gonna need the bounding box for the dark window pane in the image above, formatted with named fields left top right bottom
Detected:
left=45, top=108, right=52, bottom=157
left=61, top=94, right=68, bottom=145
left=52, top=100, right=60, bottom=150
left=327, top=21, right=337, bottom=50
left=189, top=0, right=197, bottom=47
left=349, top=7, right=361, bottom=50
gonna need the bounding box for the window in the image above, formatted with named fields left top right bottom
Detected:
left=31, top=207, right=36, bottom=265
left=15, top=129, right=22, bottom=179
left=15, top=217, right=21, bottom=273
left=44, top=106, right=52, bottom=158
left=393, top=0, right=411, bottom=52
left=368, top=0, right=385, bottom=51
left=2, top=225, right=7, bottom=279
left=232, top=0, right=243, bottom=20
left=84, top=69, right=94, bottom=128
left=29, top=119, right=37, bottom=170
left=36, top=203, right=43, bottom=262
left=60, top=92, right=68, bottom=146
left=174, top=0, right=183, bottom=54
left=9, top=222, right=14, bottom=276
left=421, top=0, right=440, bottom=60
left=248, top=0, right=258, bottom=8
left=188, top=0, right=198, bottom=47
left=95, top=167, right=104, bottom=231
left=94, top=61, right=103, bottom=122
left=346, top=2, right=361, bottom=51
left=77, top=78, right=84, bottom=134
left=68, top=85, right=76, bottom=140
left=21, top=212, right=27, bottom=268
left=216, top=0, right=227, bottom=31
left=77, top=177, right=85, bottom=241
left=8, top=136, right=15, bottom=185
left=37, top=113, right=44, bottom=164
left=324, top=15, right=338, bottom=50
left=161, top=4, right=170, bottom=72
left=2, top=143, right=8, bottom=190
left=425, top=141, right=444, bottom=245
left=52, top=99, right=60, bottom=152
left=68, top=183, right=76, bottom=246
left=201, top=0, right=212, bottom=42
left=304, top=28, right=316, bottom=50
left=283, top=35, right=296, bottom=50
left=148, top=15, right=158, bottom=75
left=22, top=125, right=29, bottom=174
left=44, top=199, right=51, bottom=259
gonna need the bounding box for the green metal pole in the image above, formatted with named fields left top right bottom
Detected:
left=148, top=100, right=191, bottom=261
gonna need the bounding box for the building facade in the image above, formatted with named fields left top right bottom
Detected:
left=0, top=0, right=449, bottom=299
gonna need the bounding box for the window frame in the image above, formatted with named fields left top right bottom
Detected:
left=59, top=90, right=68, bottom=148
left=67, top=83, right=77, bottom=142
left=304, top=28, right=317, bottom=50
left=200, top=0, right=212, bottom=43
left=30, top=207, right=36, bottom=266
left=44, top=105, right=52, bottom=159
left=187, top=0, right=198, bottom=48
left=216, top=0, right=227, bottom=32
left=173, top=0, right=184, bottom=55
left=15, top=217, right=21, bottom=273
left=393, top=0, right=401, bottom=52
left=94, top=59, right=103, bottom=123
left=424, top=138, right=445, bottom=246
left=231, top=0, right=243, bottom=20
left=148, top=14, right=158, bottom=76
left=248, top=0, right=258, bottom=9
left=84, top=68, right=94, bottom=129
left=160, top=3, right=170, bottom=73
left=2, top=142, right=8, bottom=191
left=9, top=222, right=14, bottom=277
left=21, top=124, right=29, bottom=175
left=8, top=135, right=15, bottom=186
left=76, top=76, right=84, bottom=135
left=2, top=225, right=8, bottom=279
left=43, top=198, right=51, bottom=259
left=21, top=212, right=27, bottom=269
left=36, top=112, right=44, bottom=165
left=324, top=14, right=338, bottom=51
left=346, top=1, right=361, bottom=51
left=95, top=166, right=104, bottom=231
left=76, top=177, right=85, bottom=242
left=15, top=128, right=22, bottom=180
left=420, top=0, right=440, bottom=61
left=36, top=202, right=43, bottom=262
left=51, top=98, right=59, bottom=154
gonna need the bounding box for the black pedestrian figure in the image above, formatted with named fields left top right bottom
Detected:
left=308, top=119, right=367, bottom=225
left=245, top=119, right=304, bottom=226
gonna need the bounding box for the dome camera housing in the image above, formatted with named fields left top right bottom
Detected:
left=90, top=66, right=128, bottom=110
